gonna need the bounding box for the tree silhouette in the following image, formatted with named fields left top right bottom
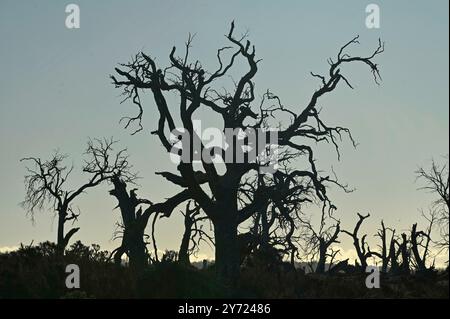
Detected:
left=416, top=157, right=449, bottom=258
left=342, top=213, right=375, bottom=271
left=410, top=215, right=436, bottom=273
left=109, top=173, right=195, bottom=268
left=111, top=22, right=384, bottom=282
left=302, top=219, right=341, bottom=274
left=21, top=138, right=131, bottom=252
left=178, top=201, right=213, bottom=265
left=236, top=158, right=321, bottom=269
left=373, top=220, right=397, bottom=273
left=108, top=174, right=151, bottom=270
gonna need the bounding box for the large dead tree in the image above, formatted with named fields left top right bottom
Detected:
left=111, top=22, right=383, bottom=282
left=21, top=138, right=133, bottom=252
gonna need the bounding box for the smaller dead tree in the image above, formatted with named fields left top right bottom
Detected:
left=388, top=232, right=400, bottom=273
left=373, top=220, right=397, bottom=273
left=396, top=233, right=410, bottom=274
left=317, top=223, right=341, bottom=273
left=300, top=216, right=341, bottom=274
left=416, top=157, right=449, bottom=259
left=410, top=213, right=436, bottom=273
left=21, top=138, right=131, bottom=253
left=109, top=174, right=192, bottom=270
left=342, top=213, right=374, bottom=271
left=109, top=174, right=151, bottom=270
left=178, top=201, right=213, bottom=265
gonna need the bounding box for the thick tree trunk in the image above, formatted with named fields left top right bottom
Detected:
left=128, top=229, right=147, bottom=271
left=110, top=176, right=149, bottom=271
left=116, top=222, right=148, bottom=271
left=388, top=239, right=399, bottom=273
left=213, top=216, right=239, bottom=285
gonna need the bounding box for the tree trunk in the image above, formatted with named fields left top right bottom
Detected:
left=128, top=228, right=147, bottom=271
left=121, top=222, right=148, bottom=271
left=388, top=238, right=399, bottom=273
left=399, top=233, right=410, bottom=274
left=57, top=210, right=66, bottom=253
left=178, top=223, right=192, bottom=265
left=213, top=216, right=239, bottom=285
left=109, top=176, right=149, bottom=271
left=316, top=240, right=327, bottom=273
left=411, top=223, right=427, bottom=273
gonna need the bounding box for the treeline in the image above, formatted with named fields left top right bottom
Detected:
left=0, top=240, right=448, bottom=298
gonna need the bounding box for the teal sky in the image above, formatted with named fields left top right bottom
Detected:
left=0, top=0, right=448, bottom=263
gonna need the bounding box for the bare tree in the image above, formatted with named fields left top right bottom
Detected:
left=396, top=232, right=410, bottom=274
left=298, top=213, right=341, bottom=273
left=109, top=174, right=151, bottom=270
left=416, top=157, right=449, bottom=259
left=111, top=22, right=383, bottom=282
left=342, top=213, right=375, bottom=271
left=178, top=201, right=213, bottom=265
left=373, top=220, right=397, bottom=273
left=410, top=212, right=436, bottom=273
left=238, top=161, right=320, bottom=269
left=109, top=172, right=195, bottom=269
left=21, top=138, right=132, bottom=252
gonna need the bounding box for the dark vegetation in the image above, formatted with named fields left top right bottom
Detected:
left=0, top=241, right=448, bottom=299
left=3, top=23, right=448, bottom=298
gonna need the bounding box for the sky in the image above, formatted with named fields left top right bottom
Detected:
left=0, top=0, right=448, bottom=264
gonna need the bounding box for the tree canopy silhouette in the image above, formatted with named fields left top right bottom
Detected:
left=111, top=22, right=384, bottom=283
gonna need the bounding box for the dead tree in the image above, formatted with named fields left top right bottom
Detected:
left=410, top=215, right=436, bottom=273
left=396, top=233, right=410, bottom=274
left=373, top=220, right=397, bottom=273
left=109, top=173, right=195, bottom=269
left=178, top=201, right=213, bottom=265
left=416, top=157, right=449, bottom=258
left=111, top=22, right=383, bottom=282
left=240, top=164, right=323, bottom=269
left=298, top=212, right=341, bottom=273
left=316, top=223, right=341, bottom=273
left=109, top=174, right=151, bottom=270
left=388, top=232, right=400, bottom=273
left=21, top=138, right=132, bottom=252
left=342, top=213, right=374, bottom=271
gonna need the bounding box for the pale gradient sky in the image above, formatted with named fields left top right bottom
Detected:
left=0, top=0, right=448, bottom=263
